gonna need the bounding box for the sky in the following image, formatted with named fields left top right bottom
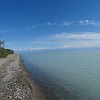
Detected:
left=1, top=0, right=100, bottom=51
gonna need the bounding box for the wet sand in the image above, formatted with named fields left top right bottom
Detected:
left=0, top=54, right=48, bottom=100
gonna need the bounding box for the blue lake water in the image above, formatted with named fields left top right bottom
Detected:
left=21, top=50, right=100, bottom=100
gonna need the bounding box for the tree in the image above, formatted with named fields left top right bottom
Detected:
left=0, top=40, right=5, bottom=48
left=0, top=48, right=14, bottom=58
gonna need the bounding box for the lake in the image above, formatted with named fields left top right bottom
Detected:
left=21, top=50, right=100, bottom=100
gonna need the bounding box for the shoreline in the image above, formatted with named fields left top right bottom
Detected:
left=19, top=54, right=47, bottom=100
left=20, top=55, right=58, bottom=100
left=0, top=54, right=58, bottom=100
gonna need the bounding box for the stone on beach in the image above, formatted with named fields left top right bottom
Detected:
left=0, top=54, right=46, bottom=100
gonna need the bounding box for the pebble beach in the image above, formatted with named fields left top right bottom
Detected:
left=0, top=54, right=47, bottom=100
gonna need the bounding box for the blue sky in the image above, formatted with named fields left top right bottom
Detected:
left=1, top=0, right=100, bottom=51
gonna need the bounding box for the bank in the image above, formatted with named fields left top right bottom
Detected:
left=0, top=54, right=47, bottom=100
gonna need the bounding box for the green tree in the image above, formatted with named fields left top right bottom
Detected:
left=0, top=40, right=5, bottom=48
left=0, top=48, right=14, bottom=58
left=0, top=39, right=14, bottom=58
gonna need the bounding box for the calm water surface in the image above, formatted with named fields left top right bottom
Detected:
left=21, top=51, right=100, bottom=100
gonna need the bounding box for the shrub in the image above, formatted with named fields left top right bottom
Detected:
left=0, top=48, right=14, bottom=58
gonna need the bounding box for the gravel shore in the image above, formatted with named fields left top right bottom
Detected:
left=0, top=54, right=46, bottom=100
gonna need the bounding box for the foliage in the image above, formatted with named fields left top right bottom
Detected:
left=0, top=39, right=14, bottom=58
left=0, top=40, right=5, bottom=48
left=0, top=48, right=14, bottom=58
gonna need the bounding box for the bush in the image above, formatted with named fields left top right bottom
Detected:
left=0, top=48, right=14, bottom=58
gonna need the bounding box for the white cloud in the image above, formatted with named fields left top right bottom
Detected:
left=62, top=21, right=73, bottom=26
left=63, top=40, right=100, bottom=48
left=28, top=32, right=100, bottom=49
left=78, top=20, right=100, bottom=25
left=13, top=32, right=100, bottom=51
left=54, top=32, right=100, bottom=40
left=47, top=22, right=53, bottom=26
left=52, top=32, right=100, bottom=48
left=24, top=22, right=56, bottom=29
left=14, top=47, right=48, bottom=51
left=24, top=25, right=36, bottom=30
left=46, top=22, right=57, bottom=26
left=24, top=20, right=100, bottom=30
